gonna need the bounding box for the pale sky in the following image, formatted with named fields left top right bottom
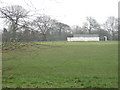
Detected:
left=0, top=0, right=119, bottom=30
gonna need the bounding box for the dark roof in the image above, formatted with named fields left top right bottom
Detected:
left=73, top=34, right=99, bottom=37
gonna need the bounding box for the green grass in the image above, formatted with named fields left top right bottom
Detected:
left=2, top=41, right=118, bottom=88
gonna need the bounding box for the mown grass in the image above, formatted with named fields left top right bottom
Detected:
left=2, top=41, right=118, bottom=88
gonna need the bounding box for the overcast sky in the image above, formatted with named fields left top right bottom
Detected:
left=0, top=0, right=119, bottom=29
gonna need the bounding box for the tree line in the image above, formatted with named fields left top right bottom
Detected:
left=0, top=5, right=118, bottom=42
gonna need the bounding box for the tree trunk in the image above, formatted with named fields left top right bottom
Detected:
left=43, top=34, right=47, bottom=41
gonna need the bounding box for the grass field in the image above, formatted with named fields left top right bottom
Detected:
left=2, top=41, right=118, bottom=88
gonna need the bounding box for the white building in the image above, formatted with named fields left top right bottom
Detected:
left=67, top=34, right=100, bottom=41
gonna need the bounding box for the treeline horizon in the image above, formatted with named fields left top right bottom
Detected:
left=0, top=5, right=119, bottom=42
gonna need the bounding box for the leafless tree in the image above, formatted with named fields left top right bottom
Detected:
left=0, top=5, right=29, bottom=40
left=103, top=16, right=118, bottom=40
left=34, top=15, right=56, bottom=41
left=71, top=25, right=86, bottom=34
left=83, top=17, right=100, bottom=34
left=55, top=22, right=70, bottom=35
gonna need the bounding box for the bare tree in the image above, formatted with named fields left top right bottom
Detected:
left=53, top=22, right=70, bottom=40
left=103, top=16, right=118, bottom=40
left=71, top=25, right=86, bottom=34
left=34, top=15, right=56, bottom=41
left=0, top=5, right=29, bottom=40
left=55, top=22, right=70, bottom=35
left=83, top=17, right=100, bottom=34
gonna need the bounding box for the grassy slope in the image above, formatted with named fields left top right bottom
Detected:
left=2, top=41, right=118, bottom=88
